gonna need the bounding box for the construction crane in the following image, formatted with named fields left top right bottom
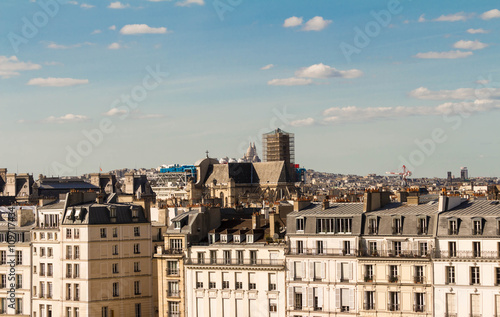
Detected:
left=386, top=165, right=412, bottom=187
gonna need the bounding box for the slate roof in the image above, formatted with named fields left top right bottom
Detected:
left=205, top=161, right=287, bottom=185
left=288, top=202, right=364, bottom=217
left=62, top=202, right=148, bottom=225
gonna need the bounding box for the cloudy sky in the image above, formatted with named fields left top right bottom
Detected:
left=0, top=0, right=499, bottom=178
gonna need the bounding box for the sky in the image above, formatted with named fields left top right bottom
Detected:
left=0, top=0, right=499, bottom=178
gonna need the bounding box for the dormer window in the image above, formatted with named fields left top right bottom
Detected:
left=417, top=216, right=427, bottom=235
left=110, top=206, right=117, bottom=218
left=368, top=217, right=378, bottom=234
left=174, top=221, right=181, bottom=229
left=496, top=218, right=500, bottom=235
left=131, top=207, right=139, bottom=218
left=448, top=218, right=458, bottom=235
left=392, top=216, right=402, bottom=234
left=220, top=234, right=227, bottom=243
left=296, top=218, right=304, bottom=232
left=472, top=218, right=483, bottom=235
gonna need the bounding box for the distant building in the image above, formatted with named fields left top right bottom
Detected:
left=262, top=129, right=295, bottom=182
left=460, top=167, right=468, bottom=181
left=0, top=168, right=33, bottom=203
left=240, top=143, right=261, bottom=163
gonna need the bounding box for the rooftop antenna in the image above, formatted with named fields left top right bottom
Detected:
left=205, top=150, right=209, bottom=158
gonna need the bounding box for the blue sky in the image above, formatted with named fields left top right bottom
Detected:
left=0, top=0, right=499, bottom=178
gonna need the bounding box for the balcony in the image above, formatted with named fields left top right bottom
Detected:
left=414, top=304, right=425, bottom=312
left=388, top=304, right=400, bottom=311
left=168, top=291, right=180, bottom=297
left=168, top=313, right=181, bottom=317
left=444, top=314, right=457, bottom=317
left=185, top=258, right=284, bottom=267
left=414, top=276, right=425, bottom=284
left=286, top=247, right=357, bottom=256
left=167, top=269, right=179, bottom=276
left=364, top=275, right=375, bottom=282
left=359, top=249, right=431, bottom=258
left=433, top=250, right=500, bottom=259
left=387, top=275, right=399, bottom=283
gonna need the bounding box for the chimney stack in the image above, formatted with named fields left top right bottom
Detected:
left=322, top=199, right=330, bottom=210
left=269, top=212, right=276, bottom=239
left=252, top=212, right=261, bottom=229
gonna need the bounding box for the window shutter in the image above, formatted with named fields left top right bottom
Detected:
left=349, top=289, right=355, bottom=311
left=302, top=287, right=307, bottom=308
left=339, top=240, right=343, bottom=255
left=335, top=288, right=341, bottom=309
left=309, top=262, right=314, bottom=280
left=321, top=262, right=326, bottom=280
left=308, top=288, right=314, bottom=307
left=302, top=262, right=307, bottom=278
left=318, top=287, right=323, bottom=307
left=287, top=287, right=293, bottom=307
left=289, top=262, right=294, bottom=280
left=348, top=263, right=353, bottom=281
left=337, top=262, right=342, bottom=282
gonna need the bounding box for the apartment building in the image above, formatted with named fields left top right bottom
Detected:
left=359, top=194, right=435, bottom=316
left=185, top=210, right=286, bottom=317
left=0, top=206, right=35, bottom=316
left=434, top=196, right=500, bottom=317
left=286, top=200, right=363, bottom=316
left=32, top=192, right=153, bottom=317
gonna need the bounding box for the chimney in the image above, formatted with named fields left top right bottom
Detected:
left=363, top=191, right=391, bottom=212
left=396, top=191, right=408, bottom=203
left=252, top=212, right=261, bottom=229
left=438, top=191, right=448, bottom=212
left=322, top=199, right=330, bottom=210
left=293, top=199, right=311, bottom=212
left=407, top=196, right=419, bottom=206
left=269, top=212, right=276, bottom=239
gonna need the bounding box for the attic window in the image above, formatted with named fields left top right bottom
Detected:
left=174, top=221, right=181, bottom=229
left=392, top=216, right=402, bottom=234
left=368, top=217, right=378, bottom=235
left=110, top=206, right=117, bottom=218
left=472, top=217, right=483, bottom=235
left=296, top=218, right=304, bottom=232
left=417, top=216, right=427, bottom=235
left=131, top=207, right=139, bottom=218
left=448, top=218, right=458, bottom=235
left=496, top=218, right=500, bottom=235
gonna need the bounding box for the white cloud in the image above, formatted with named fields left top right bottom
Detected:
left=27, top=77, right=89, bottom=87
left=120, top=24, right=169, bottom=34
left=104, top=108, right=128, bottom=116
left=467, top=28, right=489, bottom=34
left=476, top=79, right=490, bottom=85
left=295, top=63, right=363, bottom=79
left=91, top=29, right=102, bottom=34
left=433, top=12, right=470, bottom=22
left=68, top=1, right=78, bottom=4
left=267, top=77, right=313, bottom=86
left=0, top=56, right=41, bottom=78
left=261, top=64, right=274, bottom=70
left=418, top=14, right=426, bottom=22
left=409, top=86, right=500, bottom=100
left=46, top=41, right=93, bottom=49
left=43, top=114, right=89, bottom=123
left=109, top=25, right=116, bottom=30
left=413, top=50, right=473, bottom=59
left=108, top=1, right=130, bottom=9
left=283, top=16, right=303, bottom=28
left=317, top=100, right=500, bottom=124
left=290, top=118, right=315, bottom=127
left=80, top=3, right=94, bottom=8
left=453, top=40, right=488, bottom=50
left=302, top=16, right=332, bottom=31
left=136, top=113, right=165, bottom=119
left=44, top=61, right=63, bottom=66
left=108, top=42, right=122, bottom=50
left=176, top=0, right=204, bottom=6
left=480, top=9, right=500, bottom=20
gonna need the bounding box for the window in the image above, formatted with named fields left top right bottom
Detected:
left=269, top=273, right=277, bottom=290
left=134, top=262, right=141, bottom=272
left=48, top=247, right=53, bottom=257
left=316, top=240, right=324, bottom=254
left=495, top=267, right=500, bottom=285
left=235, top=272, right=242, bottom=290
left=74, top=246, right=80, bottom=259
left=250, top=250, right=257, bottom=264
left=296, top=240, right=304, bottom=254
left=365, top=265, right=374, bottom=281
left=249, top=272, right=256, bottom=290
left=449, top=241, right=457, bottom=257
left=389, top=265, right=399, bottom=282
left=47, top=282, right=53, bottom=298
left=134, top=227, right=140, bottom=237
left=336, top=218, right=352, bottom=233
left=112, top=263, right=119, bottom=274
left=196, top=272, right=204, bottom=289
left=317, top=218, right=334, bottom=233
left=0, top=251, right=5, bottom=264
left=74, top=284, right=80, bottom=301
left=47, top=305, right=52, bottom=317
left=343, top=241, right=351, bottom=255
left=368, top=218, right=378, bottom=234
left=113, top=228, right=118, bottom=238
left=369, top=241, right=378, bottom=255
left=102, top=307, right=108, bottom=317
left=417, top=217, right=427, bottom=234
left=0, top=274, right=4, bottom=288
left=392, top=241, right=401, bottom=256
left=446, top=266, right=455, bottom=284
left=40, top=282, right=45, bottom=298
left=471, top=294, right=480, bottom=316
left=112, top=282, right=119, bottom=297
left=112, top=245, right=118, bottom=255
left=66, top=245, right=72, bottom=259
left=471, top=267, right=480, bottom=285
left=74, top=308, right=79, bottom=317
left=313, top=288, right=323, bottom=311
left=167, top=261, right=178, bottom=276
left=41, top=248, right=46, bottom=257
left=269, top=299, right=277, bottom=312
left=389, top=292, right=400, bottom=311
left=472, top=219, right=482, bottom=235
left=414, top=266, right=424, bottom=283
left=222, top=272, right=229, bottom=289
left=66, top=229, right=72, bottom=239
left=100, top=228, right=107, bottom=238
left=414, top=293, right=425, bottom=312
left=40, top=263, right=45, bottom=276
left=197, top=252, right=205, bottom=264
left=294, top=261, right=302, bottom=280
left=168, top=302, right=179, bottom=316
left=67, top=264, right=72, bottom=278
left=74, top=264, right=80, bottom=278
left=338, top=288, right=352, bottom=312
left=448, top=219, right=458, bottom=235
left=473, top=242, right=481, bottom=257
left=223, top=250, right=231, bottom=264
left=365, top=291, right=375, bottom=310
left=419, top=242, right=428, bottom=256
left=133, top=243, right=140, bottom=254
left=66, top=283, right=71, bottom=300
left=16, top=274, right=22, bottom=289
left=296, top=218, right=304, bottom=231
left=210, top=250, right=217, bottom=264
left=236, top=251, right=243, bottom=264
left=170, top=239, right=182, bottom=251
left=74, top=228, right=79, bottom=239
left=16, top=251, right=22, bottom=265
left=48, top=263, right=53, bottom=277
left=339, top=262, right=352, bottom=282
left=209, top=272, right=216, bottom=289
left=135, top=303, right=141, bottom=317
left=392, top=217, right=402, bottom=234
left=294, top=288, right=302, bottom=310
left=134, top=281, right=141, bottom=295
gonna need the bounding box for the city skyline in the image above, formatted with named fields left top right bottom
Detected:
left=1, top=0, right=499, bottom=178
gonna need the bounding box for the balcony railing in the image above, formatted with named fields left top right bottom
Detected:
left=167, top=269, right=179, bottom=276
left=444, top=314, right=457, bottom=317
left=168, top=312, right=180, bottom=317
left=388, top=304, right=400, bottom=311
left=358, top=249, right=430, bottom=258
left=387, top=275, right=400, bottom=283
left=286, top=247, right=357, bottom=256
left=186, top=258, right=285, bottom=266
left=414, top=304, right=425, bottom=312
left=168, top=291, right=180, bottom=297
left=364, top=275, right=375, bottom=282
left=414, top=276, right=425, bottom=284
left=433, top=250, right=500, bottom=259
left=160, top=249, right=184, bottom=255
